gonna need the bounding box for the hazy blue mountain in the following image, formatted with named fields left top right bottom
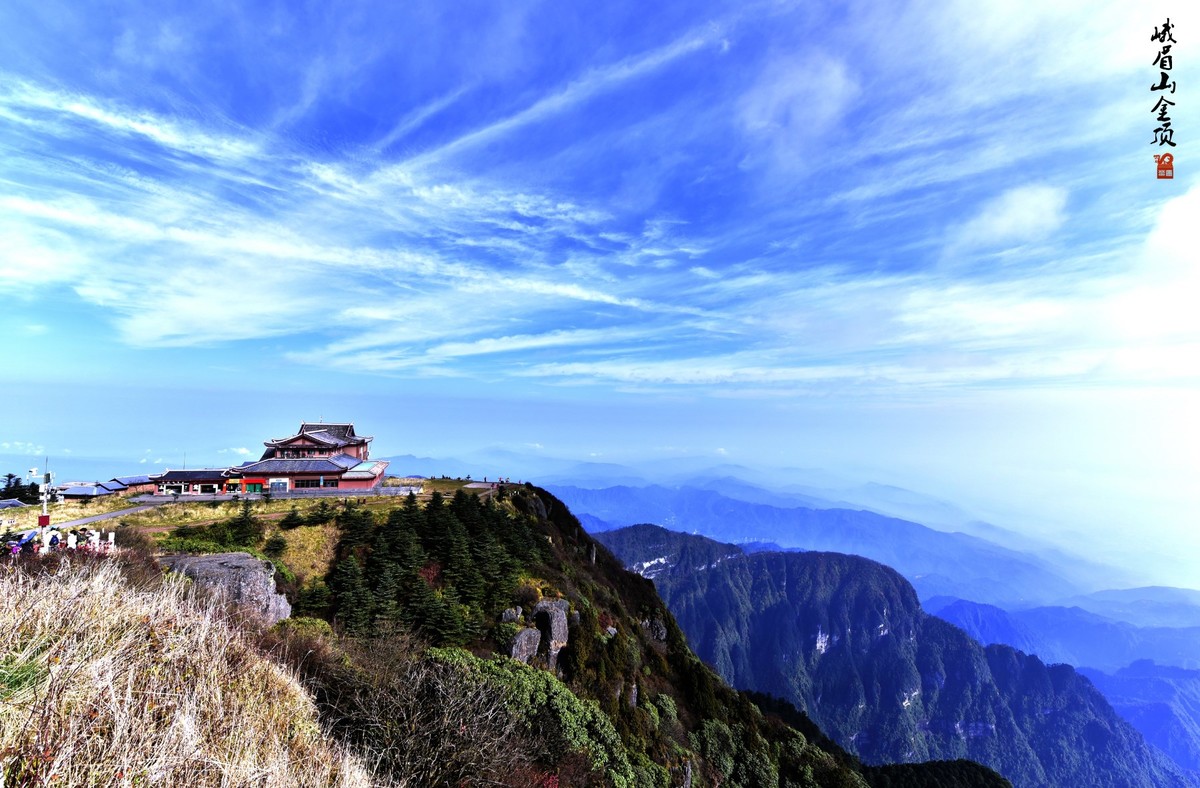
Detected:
left=669, top=475, right=849, bottom=510
left=597, top=525, right=1192, bottom=788
left=1079, top=661, right=1200, bottom=778
left=925, top=599, right=1045, bottom=658
left=1055, top=587, right=1200, bottom=629
left=930, top=601, right=1200, bottom=777
left=929, top=598, right=1200, bottom=673
left=551, top=483, right=1082, bottom=606
left=376, top=453, right=479, bottom=479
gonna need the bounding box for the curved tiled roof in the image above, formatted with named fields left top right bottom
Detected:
left=231, top=453, right=362, bottom=476
left=154, top=469, right=230, bottom=482
left=264, top=423, right=372, bottom=449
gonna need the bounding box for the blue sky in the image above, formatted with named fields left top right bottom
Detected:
left=2, top=1, right=1197, bottom=584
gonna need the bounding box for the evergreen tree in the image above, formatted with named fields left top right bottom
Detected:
left=404, top=568, right=442, bottom=634
left=392, top=529, right=427, bottom=581
left=425, top=586, right=467, bottom=645
left=370, top=562, right=403, bottom=628
left=306, top=499, right=335, bottom=525
left=228, top=500, right=263, bottom=546
left=388, top=492, right=423, bottom=533
left=442, top=517, right=484, bottom=607
left=336, top=502, right=375, bottom=550
left=469, top=529, right=515, bottom=611
left=278, top=506, right=304, bottom=530
left=422, top=491, right=454, bottom=561
left=450, top=488, right=486, bottom=538
left=329, top=557, right=374, bottom=635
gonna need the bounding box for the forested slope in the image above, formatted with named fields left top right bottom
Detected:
left=598, top=524, right=1192, bottom=788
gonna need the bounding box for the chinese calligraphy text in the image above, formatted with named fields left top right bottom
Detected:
left=1151, top=18, right=1178, bottom=179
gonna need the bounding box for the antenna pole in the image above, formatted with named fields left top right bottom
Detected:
left=42, top=456, right=50, bottom=517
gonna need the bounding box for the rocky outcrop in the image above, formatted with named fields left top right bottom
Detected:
left=641, top=617, right=668, bottom=642
left=161, top=552, right=291, bottom=624
left=511, top=627, right=541, bottom=664
left=534, top=598, right=570, bottom=670
left=501, top=606, right=522, bottom=623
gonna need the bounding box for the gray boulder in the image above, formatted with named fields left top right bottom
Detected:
left=641, top=617, right=668, bottom=642
left=501, top=606, right=522, bottom=623
left=511, top=627, right=541, bottom=664
left=161, top=552, right=291, bottom=625
left=534, top=598, right=570, bottom=670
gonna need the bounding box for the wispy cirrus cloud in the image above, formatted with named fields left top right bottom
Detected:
left=0, top=0, right=1194, bottom=404
left=944, top=184, right=1069, bottom=258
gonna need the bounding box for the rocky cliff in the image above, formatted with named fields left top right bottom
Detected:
left=598, top=524, right=1194, bottom=788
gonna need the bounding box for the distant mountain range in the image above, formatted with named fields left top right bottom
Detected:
left=597, top=524, right=1195, bottom=788
left=1056, top=588, right=1200, bottom=629
left=549, top=483, right=1086, bottom=606
left=1080, top=661, right=1200, bottom=779
left=927, top=598, right=1200, bottom=674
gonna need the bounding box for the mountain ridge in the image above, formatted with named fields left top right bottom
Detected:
left=597, top=524, right=1194, bottom=788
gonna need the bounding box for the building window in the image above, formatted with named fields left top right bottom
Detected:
left=295, top=479, right=320, bottom=488
left=323, top=480, right=339, bottom=488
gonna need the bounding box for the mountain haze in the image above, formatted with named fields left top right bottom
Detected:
left=553, top=484, right=1084, bottom=606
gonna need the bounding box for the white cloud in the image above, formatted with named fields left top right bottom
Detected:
left=0, top=78, right=257, bottom=161
left=400, top=25, right=720, bottom=169
left=738, top=53, right=859, bottom=170
left=1103, top=185, right=1200, bottom=347
left=0, top=441, right=45, bottom=456
left=950, top=185, right=1068, bottom=252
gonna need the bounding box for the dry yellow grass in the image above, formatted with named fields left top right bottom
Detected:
left=276, top=523, right=341, bottom=583
left=1, top=496, right=136, bottom=531
left=0, top=560, right=373, bottom=787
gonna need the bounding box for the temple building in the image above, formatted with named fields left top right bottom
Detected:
left=154, top=422, right=389, bottom=495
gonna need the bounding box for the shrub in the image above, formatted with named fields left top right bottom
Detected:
left=264, top=534, right=288, bottom=558
left=428, top=648, right=636, bottom=786
left=295, top=635, right=537, bottom=786
left=492, top=621, right=521, bottom=652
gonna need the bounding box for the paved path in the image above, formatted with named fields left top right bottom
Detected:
left=51, top=504, right=163, bottom=529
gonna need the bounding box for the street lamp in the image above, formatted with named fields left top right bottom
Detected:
left=26, top=466, right=53, bottom=526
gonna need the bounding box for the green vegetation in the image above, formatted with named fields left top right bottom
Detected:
left=290, top=485, right=1011, bottom=786
left=6, top=482, right=1023, bottom=786
left=1, top=473, right=41, bottom=506
left=599, top=524, right=1185, bottom=788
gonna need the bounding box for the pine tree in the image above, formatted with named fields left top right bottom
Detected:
left=306, top=499, right=334, bottom=525
left=426, top=586, right=467, bottom=645
left=451, top=488, right=486, bottom=538
left=422, top=491, right=454, bottom=561
left=329, top=557, right=374, bottom=635
left=228, top=500, right=263, bottom=546
left=442, top=517, right=485, bottom=608
left=336, top=502, right=375, bottom=550
left=370, top=562, right=402, bottom=628
left=278, top=506, right=304, bottom=530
